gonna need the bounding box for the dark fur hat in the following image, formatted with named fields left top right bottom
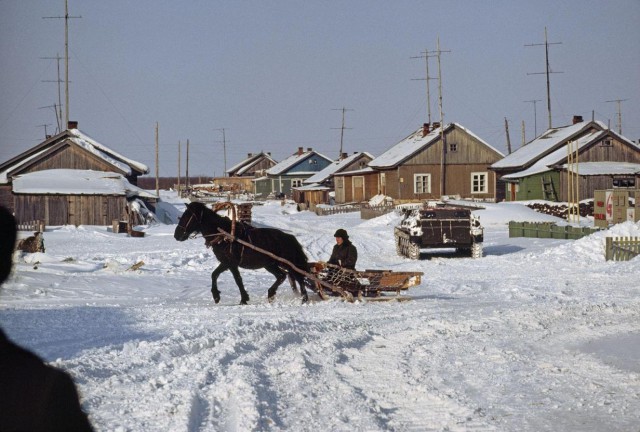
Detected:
left=333, top=228, right=349, bottom=239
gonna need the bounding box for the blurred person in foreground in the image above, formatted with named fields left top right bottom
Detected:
left=0, top=205, right=93, bottom=431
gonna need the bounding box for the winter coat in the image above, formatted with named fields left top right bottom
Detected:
left=328, top=240, right=358, bottom=269
left=0, top=329, right=94, bottom=431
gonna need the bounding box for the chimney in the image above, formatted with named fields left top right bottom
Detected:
left=67, top=120, right=78, bottom=130
left=572, top=115, right=583, bottom=124
left=341, top=152, right=348, bottom=160
left=247, top=153, right=253, bottom=158
left=432, top=121, right=441, bottom=129
left=422, top=123, right=430, bottom=137
left=297, top=146, right=303, bottom=155
left=307, top=147, right=312, bottom=152
left=267, top=152, right=271, bottom=156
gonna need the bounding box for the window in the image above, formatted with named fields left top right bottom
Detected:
left=600, top=139, right=613, bottom=147
left=336, top=177, right=344, bottom=189
left=613, top=178, right=635, bottom=188
left=291, top=179, right=303, bottom=188
left=471, top=172, right=488, bottom=194
left=449, top=142, right=458, bottom=152
left=308, top=159, right=317, bottom=164
left=414, top=174, right=431, bottom=194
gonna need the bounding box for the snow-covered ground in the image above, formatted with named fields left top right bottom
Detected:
left=1, top=193, right=639, bottom=431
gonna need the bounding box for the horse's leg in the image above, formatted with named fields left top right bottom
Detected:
left=295, top=273, right=309, bottom=304
left=211, top=263, right=228, bottom=304
left=228, top=266, right=250, bottom=305
left=265, top=264, right=287, bottom=302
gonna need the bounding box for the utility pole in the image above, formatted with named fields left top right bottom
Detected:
left=526, top=27, right=562, bottom=130
left=504, top=118, right=512, bottom=154
left=331, top=107, right=353, bottom=158
left=524, top=99, right=542, bottom=138
left=186, top=139, right=190, bottom=192
left=155, top=122, right=159, bottom=197
left=177, top=141, right=181, bottom=196
left=411, top=49, right=436, bottom=124
left=40, top=53, right=64, bottom=133
left=43, top=0, right=81, bottom=127
left=435, top=37, right=450, bottom=197
left=605, top=99, right=628, bottom=134
left=521, top=120, right=526, bottom=148
left=214, top=128, right=228, bottom=175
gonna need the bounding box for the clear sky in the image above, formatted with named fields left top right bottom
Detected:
left=1, top=0, right=639, bottom=177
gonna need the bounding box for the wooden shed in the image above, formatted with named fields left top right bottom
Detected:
left=0, top=122, right=150, bottom=225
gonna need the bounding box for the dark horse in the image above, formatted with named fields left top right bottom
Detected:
left=174, top=202, right=310, bottom=304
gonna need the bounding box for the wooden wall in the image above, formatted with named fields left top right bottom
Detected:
left=14, top=194, right=128, bottom=226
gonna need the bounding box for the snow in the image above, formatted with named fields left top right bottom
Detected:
left=1, top=192, right=639, bottom=431
left=491, top=121, right=608, bottom=169
left=12, top=169, right=156, bottom=198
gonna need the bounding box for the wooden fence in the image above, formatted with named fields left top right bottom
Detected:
left=508, top=221, right=600, bottom=239
left=605, top=237, right=640, bottom=261
left=360, top=204, right=396, bottom=220
left=16, top=220, right=46, bottom=232
left=314, top=205, right=361, bottom=216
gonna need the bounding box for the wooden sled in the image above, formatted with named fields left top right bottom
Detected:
left=305, top=262, right=423, bottom=301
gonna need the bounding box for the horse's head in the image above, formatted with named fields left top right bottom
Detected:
left=174, top=202, right=205, bottom=241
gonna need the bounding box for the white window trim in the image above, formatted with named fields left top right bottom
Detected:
left=413, top=173, right=431, bottom=194
left=471, top=172, right=488, bottom=194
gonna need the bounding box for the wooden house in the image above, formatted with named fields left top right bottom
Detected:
left=333, top=123, right=504, bottom=203
left=0, top=122, right=151, bottom=226
left=254, top=147, right=333, bottom=198
left=490, top=117, right=640, bottom=201
left=293, top=152, right=373, bottom=207
left=211, top=151, right=278, bottom=194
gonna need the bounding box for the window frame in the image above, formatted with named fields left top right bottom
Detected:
left=471, top=172, right=488, bottom=194
left=413, top=173, right=431, bottom=194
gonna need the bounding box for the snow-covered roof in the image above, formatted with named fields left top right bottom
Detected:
left=12, top=169, right=156, bottom=198
left=334, top=166, right=376, bottom=176
left=492, top=121, right=607, bottom=170
left=293, top=183, right=331, bottom=191
left=501, top=130, right=604, bottom=179
left=266, top=150, right=332, bottom=175
left=226, top=152, right=277, bottom=176
left=303, top=152, right=374, bottom=184
left=69, top=129, right=149, bottom=175
left=562, top=162, right=640, bottom=176
left=0, top=128, right=149, bottom=184
left=369, top=123, right=502, bottom=169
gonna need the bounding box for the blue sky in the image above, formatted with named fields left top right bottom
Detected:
left=1, top=0, right=639, bottom=177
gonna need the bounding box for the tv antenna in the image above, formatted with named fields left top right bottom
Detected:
left=331, top=107, right=353, bottom=158
left=411, top=49, right=438, bottom=125
left=526, top=27, right=562, bottom=130
left=524, top=99, right=542, bottom=138
left=605, top=98, right=628, bottom=134
left=43, top=0, right=81, bottom=127
left=40, top=53, right=64, bottom=132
